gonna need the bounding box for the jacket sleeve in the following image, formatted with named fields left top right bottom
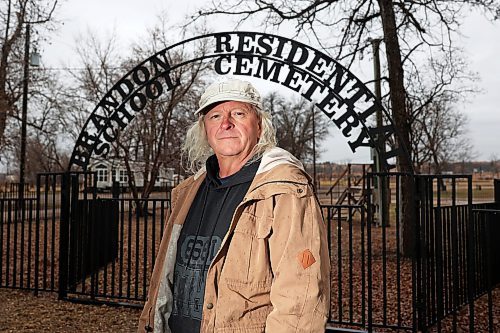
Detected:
left=138, top=198, right=175, bottom=332
left=265, top=185, right=330, bottom=332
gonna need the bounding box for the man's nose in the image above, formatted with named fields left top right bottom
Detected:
left=220, top=116, right=234, bottom=130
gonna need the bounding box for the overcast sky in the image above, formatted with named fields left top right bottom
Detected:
left=41, top=0, right=500, bottom=163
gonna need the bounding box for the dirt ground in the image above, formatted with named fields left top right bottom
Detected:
left=0, top=288, right=141, bottom=332
left=1, top=287, right=498, bottom=332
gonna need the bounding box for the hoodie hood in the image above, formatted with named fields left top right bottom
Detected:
left=256, top=147, right=305, bottom=175
left=205, top=154, right=261, bottom=189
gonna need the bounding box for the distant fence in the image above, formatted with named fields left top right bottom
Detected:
left=0, top=182, right=37, bottom=199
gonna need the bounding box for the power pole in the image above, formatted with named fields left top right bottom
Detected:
left=19, top=23, right=31, bottom=202
left=370, top=37, right=389, bottom=227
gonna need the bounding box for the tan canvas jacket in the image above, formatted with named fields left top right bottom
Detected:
left=138, top=147, right=330, bottom=332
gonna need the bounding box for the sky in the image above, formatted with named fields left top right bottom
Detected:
left=40, top=0, right=500, bottom=164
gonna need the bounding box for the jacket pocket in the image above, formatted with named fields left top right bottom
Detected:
left=223, top=212, right=273, bottom=285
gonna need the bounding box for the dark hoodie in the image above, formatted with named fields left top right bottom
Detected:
left=168, top=155, right=260, bottom=333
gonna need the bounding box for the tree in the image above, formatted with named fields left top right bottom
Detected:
left=65, top=23, right=212, bottom=208
left=402, top=51, right=479, bottom=174
left=0, top=0, right=58, bottom=148
left=412, top=95, right=475, bottom=174
left=190, top=0, right=500, bottom=256
left=3, top=71, right=71, bottom=181
left=263, top=92, right=329, bottom=162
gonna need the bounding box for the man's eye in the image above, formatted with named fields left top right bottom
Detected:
left=233, top=111, right=246, bottom=117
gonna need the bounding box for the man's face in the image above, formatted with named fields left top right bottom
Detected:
left=203, top=101, right=261, bottom=161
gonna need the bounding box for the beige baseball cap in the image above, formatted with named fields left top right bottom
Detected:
left=195, top=78, right=263, bottom=115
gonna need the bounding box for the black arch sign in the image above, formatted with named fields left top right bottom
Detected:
left=69, top=31, right=408, bottom=171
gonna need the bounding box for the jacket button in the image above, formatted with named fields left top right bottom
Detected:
left=206, top=302, right=214, bottom=309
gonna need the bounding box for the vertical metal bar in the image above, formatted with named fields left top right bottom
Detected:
left=13, top=195, right=19, bottom=287
left=395, top=175, right=402, bottom=326
left=160, top=199, right=166, bottom=236
left=103, top=203, right=109, bottom=298
left=484, top=211, right=494, bottom=333
left=337, top=205, right=343, bottom=323
left=89, top=196, right=96, bottom=299
left=327, top=207, right=332, bottom=256
left=442, top=204, right=449, bottom=314
left=27, top=198, right=33, bottom=288
left=414, top=176, right=424, bottom=332
left=466, top=176, right=475, bottom=332
left=6, top=199, right=12, bottom=286
left=451, top=177, right=458, bottom=332
left=143, top=200, right=148, bottom=300
left=59, top=172, right=70, bottom=300
left=119, top=198, right=125, bottom=298
left=43, top=175, right=49, bottom=290
left=347, top=164, right=352, bottom=206
left=151, top=200, right=157, bottom=273
left=360, top=204, right=366, bottom=327
left=348, top=206, right=353, bottom=323
left=382, top=186, right=388, bottom=326
left=20, top=197, right=28, bottom=288
left=135, top=203, right=140, bottom=299
left=35, top=175, right=41, bottom=295
left=127, top=201, right=132, bottom=298
left=366, top=175, right=373, bottom=332
left=0, top=200, right=4, bottom=287
left=51, top=174, right=56, bottom=291
left=457, top=204, right=463, bottom=305
left=75, top=175, right=86, bottom=295
left=461, top=205, right=468, bottom=305
left=326, top=206, right=332, bottom=323
left=111, top=199, right=117, bottom=298
left=429, top=178, right=436, bottom=326
left=427, top=176, right=433, bottom=327
left=477, top=208, right=484, bottom=294
left=435, top=176, right=444, bottom=332
left=420, top=176, right=432, bottom=328
left=473, top=207, right=480, bottom=294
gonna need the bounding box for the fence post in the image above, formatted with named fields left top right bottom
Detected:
left=58, top=172, right=71, bottom=300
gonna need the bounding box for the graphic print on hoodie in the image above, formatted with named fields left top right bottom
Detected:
left=168, top=155, right=260, bottom=333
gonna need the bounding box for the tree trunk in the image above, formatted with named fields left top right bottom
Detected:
left=0, top=94, right=8, bottom=147
left=378, top=0, right=415, bottom=257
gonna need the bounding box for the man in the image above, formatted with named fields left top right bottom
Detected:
left=138, top=78, right=330, bottom=333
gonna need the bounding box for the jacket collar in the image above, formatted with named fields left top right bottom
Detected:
left=185, top=147, right=311, bottom=201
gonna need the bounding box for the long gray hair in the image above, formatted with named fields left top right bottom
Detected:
left=182, top=105, right=277, bottom=174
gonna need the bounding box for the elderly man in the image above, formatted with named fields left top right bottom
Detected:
left=138, top=78, right=330, bottom=333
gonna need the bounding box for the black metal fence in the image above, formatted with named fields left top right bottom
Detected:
left=1, top=171, right=499, bottom=332
left=324, top=173, right=416, bottom=332
left=61, top=197, right=169, bottom=306
left=414, top=175, right=499, bottom=332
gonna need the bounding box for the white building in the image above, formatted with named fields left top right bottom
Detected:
left=88, top=160, right=178, bottom=190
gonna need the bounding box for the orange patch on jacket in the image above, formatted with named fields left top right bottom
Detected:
left=297, top=249, right=316, bottom=269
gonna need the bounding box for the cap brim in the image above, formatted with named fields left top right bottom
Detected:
left=195, top=96, right=262, bottom=115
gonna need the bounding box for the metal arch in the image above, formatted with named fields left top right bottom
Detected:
left=68, top=31, right=413, bottom=173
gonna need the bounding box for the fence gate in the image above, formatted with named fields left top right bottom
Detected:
left=325, top=172, right=417, bottom=332
left=58, top=172, right=169, bottom=307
